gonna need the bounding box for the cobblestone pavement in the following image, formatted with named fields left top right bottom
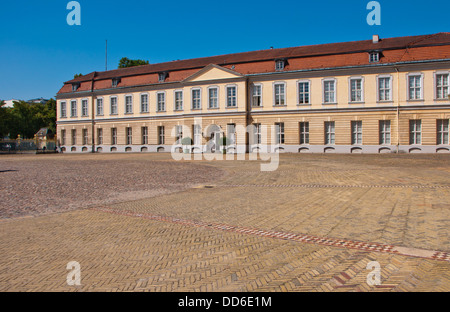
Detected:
left=0, top=153, right=449, bottom=292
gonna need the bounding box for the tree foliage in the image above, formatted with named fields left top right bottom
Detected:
left=118, top=57, right=149, bottom=68
left=0, top=99, right=56, bottom=139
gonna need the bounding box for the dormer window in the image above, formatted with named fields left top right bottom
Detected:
left=112, top=78, right=121, bottom=88
left=158, top=72, right=168, bottom=83
left=72, top=83, right=80, bottom=92
left=369, top=52, right=380, bottom=63
left=275, top=59, right=286, bottom=71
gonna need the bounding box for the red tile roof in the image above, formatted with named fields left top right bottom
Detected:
left=58, top=33, right=450, bottom=94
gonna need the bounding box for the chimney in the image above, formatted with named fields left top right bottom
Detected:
left=372, top=35, right=380, bottom=43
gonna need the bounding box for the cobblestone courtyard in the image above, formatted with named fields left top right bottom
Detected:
left=0, top=153, right=449, bottom=292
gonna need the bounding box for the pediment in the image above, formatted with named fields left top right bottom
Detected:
left=184, top=64, right=243, bottom=82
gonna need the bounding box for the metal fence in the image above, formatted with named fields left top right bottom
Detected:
left=0, top=139, right=58, bottom=154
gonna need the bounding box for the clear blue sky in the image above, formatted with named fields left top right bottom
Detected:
left=0, top=0, right=448, bottom=101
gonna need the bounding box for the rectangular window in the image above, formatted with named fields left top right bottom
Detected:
left=97, top=128, right=103, bottom=145
left=252, top=84, right=262, bottom=107
left=378, top=77, right=392, bottom=101
left=274, top=83, right=285, bottom=106
left=70, top=100, right=77, bottom=117
left=81, top=99, right=88, bottom=117
left=227, top=124, right=236, bottom=145
left=351, top=121, right=363, bottom=145
left=437, top=119, right=449, bottom=145
left=369, top=52, right=380, bottom=63
left=140, top=94, right=149, bottom=113
left=193, top=124, right=202, bottom=145
left=96, top=98, right=103, bottom=115
left=82, top=129, right=88, bottom=145
left=379, top=120, right=391, bottom=145
left=299, top=122, right=309, bottom=145
left=408, top=75, right=423, bottom=100
left=175, top=125, right=183, bottom=144
left=125, top=95, right=133, bottom=114
left=409, top=120, right=422, bottom=145
left=126, top=127, right=132, bottom=145
left=71, top=129, right=76, bottom=146
left=324, top=121, right=335, bottom=145
left=157, top=92, right=166, bottom=112
left=252, top=123, right=261, bottom=145
left=60, top=102, right=67, bottom=118
left=174, top=91, right=183, bottom=111
left=158, top=126, right=165, bottom=145
left=110, top=97, right=118, bottom=115
left=350, top=78, right=363, bottom=102
left=141, top=127, right=148, bottom=145
left=298, top=81, right=310, bottom=105
left=226, top=86, right=237, bottom=107
left=436, top=74, right=449, bottom=100
left=208, top=88, right=218, bottom=108
left=323, top=80, right=336, bottom=104
left=111, top=128, right=117, bottom=145
left=61, top=129, right=66, bottom=145
left=275, top=60, right=285, bottom=71
left=275, top=122, right=285, bottom=144
left=192, top=89, right=201, bottom=110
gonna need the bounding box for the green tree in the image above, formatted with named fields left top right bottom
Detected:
left=118, top=57, right=149, bottom=68
left=74, top=73, right=83, bottom=78
left=0, top=100, right=10, bottom=138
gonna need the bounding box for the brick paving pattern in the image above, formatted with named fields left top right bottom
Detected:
left=0, top=153, right=449, bottom=292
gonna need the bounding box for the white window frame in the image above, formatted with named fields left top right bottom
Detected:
left=322, top=79, right=337, bottom=104
left=275, top=122, right=285, bottom=144
left=409, top=120, right=422, bottom=145
left=174, top=90, right=183, bottom=111
left=299, top=122, right=309, bottom=145
left=253, top=123, right=261, bottom=144
left=60, top=101, right=67, bottom=118
left=437, top=119, right=449, bottom=145
left=227, top=123, right=236, bottom=145
left=97, top=128, right=103, bottom=145
left=226, top=85, right=237, bottom=108
left=141, top=126, right=148, bottom=145
left=273, top=82, right=286, bottom=106
left=81, top=99, right=89, bottom=117
left=275, top=60, right=285, bottom=71
left=82, top=128, right=88, bottom=146
left=70, top=100, right=77, bottom=117
left=71, top=129, right=77, bottom=146
left=379, top=120, right=391, bottom=145
left=369, top=52, right=380, bottom=63
left=351, top=120, right=363, bottom=145
left=191, top=88, right=202, bottom=110
left=377, top=75, right=393, bottom=102
left=193, top=124, right=202, bottom=146
left=252, top=84, right=262, bottom=107
left=434, top=72, right=449, bottom=100
left=157, top=92, right=166, bottom=112
left=140, top=93, right=149, bottom=113
left=111, top=128, right=118, bottom=145
left=297, top=80, right=310, bottom=105
left=324, top=121, right=335, bottom=145
left=110, top=96, right=118, bottom=115
left=208, top=86, right=219, bottom=109
left=61, top=129, right=66, bottom=145
left=407, top=73, right=424, bottom=101
left=349, top=77, right=364, bottom=103
left=158, top=126, right=165, bottom=145
left=126, top=127, right=132, bottom=145
left=175, top=125, right=183, bottom=144
left=125, top=94, right=133, bottom=114
left=96, top=97, right=104, bottom=116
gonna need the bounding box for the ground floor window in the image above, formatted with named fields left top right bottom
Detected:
left=409, top=120, right=422, bottom=145
left=299, top=122, right=309, bottom=144
left=379, top=120, right=391, bottom=145
left=351, top=121, right=362, bottom=145
left=324, top=121, right=335, bottom=145
left=275, top=122, right=285, bottom=144
left=437, top=119, right=449, bottom=145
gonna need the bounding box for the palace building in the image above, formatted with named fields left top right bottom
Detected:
left=56, top=33, right=450, bottom=154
